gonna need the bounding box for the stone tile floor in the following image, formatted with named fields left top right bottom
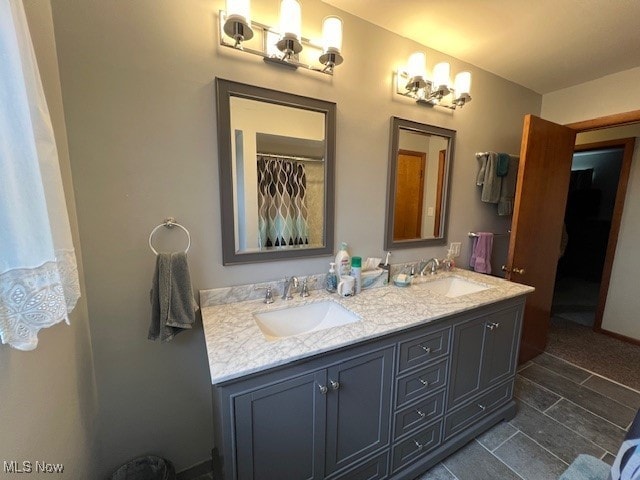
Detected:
left=419, top=352, right=639, bottom=480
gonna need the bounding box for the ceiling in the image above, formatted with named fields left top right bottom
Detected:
left=321, top=0, right=640, bottom=94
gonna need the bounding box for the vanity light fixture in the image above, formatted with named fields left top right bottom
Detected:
left=396, top=52, right=472, bottom=109
left=220, top=0, right=345, bottom=75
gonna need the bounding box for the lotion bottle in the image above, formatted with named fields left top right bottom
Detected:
left=335, top=242, right=351, bottom=278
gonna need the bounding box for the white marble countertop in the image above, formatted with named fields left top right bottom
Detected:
left=200, top=269, right=534, bottom=384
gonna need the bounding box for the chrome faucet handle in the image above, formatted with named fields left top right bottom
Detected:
left=254, top=285, right=274, bottom=304
left=430, top=258, right=440, bottom=274
left=300, top=277, right=317, bottom=297
left=418, top=258, right=429, bottom=276
left=282, top=276, right=299, bottom=300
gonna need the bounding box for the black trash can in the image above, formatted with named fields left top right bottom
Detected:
left=109, top=456, right=176, bottom=480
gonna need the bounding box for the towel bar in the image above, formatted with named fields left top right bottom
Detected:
left=148, top=217, right=191, bottom=255
left=468, top=231, right=510, bottom=238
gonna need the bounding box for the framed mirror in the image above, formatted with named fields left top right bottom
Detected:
left=384, top=116, right=455, bottom=250
left=216, top=78, right=336, bottom=264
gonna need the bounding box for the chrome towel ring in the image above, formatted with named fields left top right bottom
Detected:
left=149, top=217, right=191, bottom=255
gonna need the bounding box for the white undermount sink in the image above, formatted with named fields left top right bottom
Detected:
left=253, top=300, right=361, bottom=341
left=417, top=276, right=491, bottom=298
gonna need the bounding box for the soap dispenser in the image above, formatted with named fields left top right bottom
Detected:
left=325, top=262, right=338, bottom=293
left=442, top=248, right=455, bottom=271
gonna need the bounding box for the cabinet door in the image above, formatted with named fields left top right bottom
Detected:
left=235, top=371, right=327, bottom=480
left=325, top=348, right=394, bottom=476
left=447, top=317, right=486, bottom=409
left=481, top=306, right=522, bottom=387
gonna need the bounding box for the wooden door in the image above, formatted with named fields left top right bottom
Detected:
left=507, top=115, right=576, bottom=363
left=393, top=150, right=426, bottom=240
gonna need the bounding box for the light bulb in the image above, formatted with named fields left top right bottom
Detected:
left=454, top=71, right=472, bottom=96
left=407, top=52, right=427, bottom=80
left=322, top=16, right=343, bottom=54
left=432, top=62, right=450, bottom=90
left=279, top=0, right=301, bottom=40
left=226, top=0, right=251, bottom=23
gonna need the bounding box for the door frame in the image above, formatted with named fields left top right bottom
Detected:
left=572, top=139, right=635, bottom=338
left=566, top=109, right=640, bottom=346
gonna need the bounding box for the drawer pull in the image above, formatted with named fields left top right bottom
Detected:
left=330, top=380, right=340, bottom=391
left=416, top=409, right=426, bottom=418
left=485, top=322, right=500, bottom=330
left=478, top=403, right=486, bottom=411
left=318, top=384, right=328, bottom=395
left=414, top=440, right=424, bottom=450
left=419, top=345, right=431, bottom=354
left=419, top=378, right=429, bottom=387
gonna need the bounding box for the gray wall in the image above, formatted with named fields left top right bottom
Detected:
left=47, top=0, right=540, bottom=474
left=0, top=2, right=98, bottom=478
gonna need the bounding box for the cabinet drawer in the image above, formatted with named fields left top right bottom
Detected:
left=391, top=420, right=442, bottom=473
left=330, top=452, right=389, bottom=480
left=393, top=391, right=444, bottom=441
left=444, top=380, right=513, bottom=440
left=396, top=359, right=447, bottom=408
left=398, top=327, right=450, bottom=374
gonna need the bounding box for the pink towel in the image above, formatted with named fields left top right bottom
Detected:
left=469, top=232, right=493, bottom=274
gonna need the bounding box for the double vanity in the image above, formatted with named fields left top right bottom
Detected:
left=200, top=269, right=533, bottom=480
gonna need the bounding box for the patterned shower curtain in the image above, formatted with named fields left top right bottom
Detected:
left=257, top=156, right=309, bottom=248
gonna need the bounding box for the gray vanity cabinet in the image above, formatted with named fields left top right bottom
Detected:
left=211, top=296, right=527, bottom=480
left=447, top=303, right=523, bottom=409
left=234, top=371, right=327, bottom=480
left=225, top=346, right=394, bottom=480
left=325, top=348, right=394, bottom=476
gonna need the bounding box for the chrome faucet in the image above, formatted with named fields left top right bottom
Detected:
left=300, top=277, right=316, bottom=298
left=420, top=258, right=440, bottom=275
left=282, top=276, right=299, bottom=300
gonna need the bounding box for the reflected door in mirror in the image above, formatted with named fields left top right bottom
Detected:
left=384, top=117, right=455, bottom=250
left=394, top=149, right=425, bottom=240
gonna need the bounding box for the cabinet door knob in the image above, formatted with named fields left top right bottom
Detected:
left=485, top=322, right=500, bottom=330
left=419, top=344, right=431, bottom=354
left=318, top=384, right=328, bottom=395
left=419, top=378, right=429, bottom=387
left=414, top=440, right=424, bottom=450
left=478, top=404, right=486, bottom=411
left=416, top=409, right=426, bottom=418
left=330, top=380, right=340, bottom=390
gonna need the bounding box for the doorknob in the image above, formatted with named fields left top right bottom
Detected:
left=501, top=265, right=526, bottom=275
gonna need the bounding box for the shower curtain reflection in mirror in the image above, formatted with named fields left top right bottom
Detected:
left=257, top=156, right=309, bottom=248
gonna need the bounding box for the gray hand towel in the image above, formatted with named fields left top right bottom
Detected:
left=498, top=155, right=519, bottom=216
left=476, top=153, right=488, bottom=186
left=481, top=152, right=501, bottom=204
left=149, top=252, right=198, bottom=343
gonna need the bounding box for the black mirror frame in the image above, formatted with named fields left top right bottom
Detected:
left=216, top=78, right=336, bottom=265
left=384, top=116, right=456, bottom=250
